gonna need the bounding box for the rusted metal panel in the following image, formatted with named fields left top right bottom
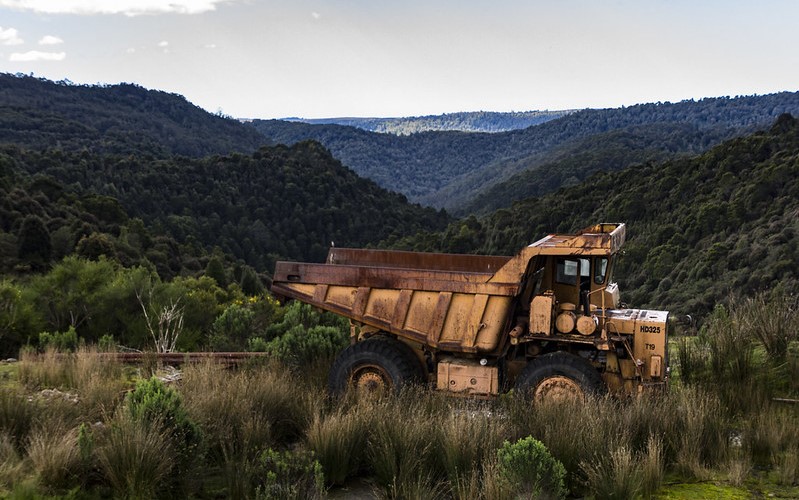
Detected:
left=327, top=247, right=511, bottom=273
left=392, top=289, right=413, bottom=330
left=427, top=292, right=453, bottom=347
left=437, top=358, right=499, bottom=396
left=464, top=294, right=489, bottom=347
left=273, top=262, right=519, bottom=296
left=352, top=287, right=370, bottom=317
left=313, top=284, right=328, bottom=303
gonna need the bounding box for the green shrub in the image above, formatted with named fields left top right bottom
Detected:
left=209, top=303, right=255, bottom=351
left=496, top=436, right=567, bottom=500
left=264, top=301, right=347, bottom=341
left=265, top=325, right=347, bottom=365
left=255, top=448, right=324, bottom=500
left=248, top=336, right=269, bottom=352
left=97, top=334, right=116, bottom=352
left=38, top=326, right=79, bottom=352
left=125, top=377, right=200, bottom=445
left=124, top=377, right=202, bottom=492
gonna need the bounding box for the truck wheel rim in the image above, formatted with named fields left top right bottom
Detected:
left=535, top=376, right=584, bottom=401
left=352, top=365, right=391, bottom=394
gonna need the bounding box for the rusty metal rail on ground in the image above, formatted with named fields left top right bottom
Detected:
left=43, top=352, right=272, bottom=366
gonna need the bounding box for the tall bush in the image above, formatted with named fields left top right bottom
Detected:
left=125, top=377, right=202, bottom=493
left=496, top=436, right=567, bottom=500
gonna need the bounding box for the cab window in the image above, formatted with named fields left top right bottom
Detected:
left=594, top=257, right=609, bottom=284
left=556, top=259, right=579, bottom=285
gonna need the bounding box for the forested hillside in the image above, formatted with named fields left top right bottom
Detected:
left=386, top=114, right=799, bottom=317
left=2, top=141, right=449, bottom=277
left=286, top=110, right=572, bottom=134
left=252, top=93, right=799, bottom=212
left=0, top=73, right=267, bottom=156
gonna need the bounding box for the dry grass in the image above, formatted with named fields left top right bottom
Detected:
left=180, top=361, right=321, bottom=496
left=17, top=348, right=71, bottom=389
left=745, top=406, right=799, bottom=467
left=5, top=331, right=798, bottom=498
left=450, top=457, right=511, bottom=500
left=367, top=397, right=439, bottom=497
left=775, top=444, right=799, bottom=487
left=0, top=432, right=25, bottom=489
left=726, top=453, right=752, bottom=488
left=26, top=423, right=82, bottom=491
left=0, top=389, right=37, bottom=453
left=306, top=407, right=370, bottom=485
left=95, top=412, right=176, bottom=499
left=435, top=406, right=508, bottom=484
left=581, top=445, right=644, bottom=500
left=17, top=347, right=127, bottom=424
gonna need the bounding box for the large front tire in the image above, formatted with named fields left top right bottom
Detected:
left=328, top=337, right=423, bottom=396
left=515, top=351, right=605, bottom=402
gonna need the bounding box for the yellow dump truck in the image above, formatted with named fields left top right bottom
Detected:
left=271, top=223, right=668, bottom=399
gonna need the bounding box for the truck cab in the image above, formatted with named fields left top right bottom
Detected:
left=507, top=223, right=669, bottom=395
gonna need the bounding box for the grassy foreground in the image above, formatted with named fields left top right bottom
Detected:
left=0, top=355, right=795, bottom=499
left=0, top=295, right=798, bottom=498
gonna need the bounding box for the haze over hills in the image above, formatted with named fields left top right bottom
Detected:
left=251, top=92, right=799, bottom=213
left=281, top=110, right=574, bottom=135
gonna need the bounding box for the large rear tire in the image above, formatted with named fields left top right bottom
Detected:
left=328, top=337, right=424, bottom=396
left=515, top=351, right=605, bottom=402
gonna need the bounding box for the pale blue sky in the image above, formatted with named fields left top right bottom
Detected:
left=1, top=0, right=797, bottom=119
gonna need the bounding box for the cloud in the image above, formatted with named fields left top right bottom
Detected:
left=38, top=35, right=63, bottom=45
left=0, top=26, right=24, bottom=45
left=0, top=0, right=234, bottom=16
left=311, top=11, right=320, bottom=20
left=10, top=50, right=66, bottom=61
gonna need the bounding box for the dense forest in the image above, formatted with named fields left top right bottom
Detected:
left=252, top=93, right=799, bottom=212
left=0, top=73, right=267, bottom=156
left=286, top=110, right=573, bottom=134
left=386, top=114, right=799, bottom=318
left=1, top=142, right=449, bottom=277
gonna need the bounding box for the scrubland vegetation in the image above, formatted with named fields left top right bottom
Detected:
left=3, top=73, right=799, bottom=499
left=0, top=293, right=795, bottom=499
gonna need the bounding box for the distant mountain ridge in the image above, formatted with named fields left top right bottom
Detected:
left=251, top=92, right=799, bottom=212
left=0, top=73, right=267, bottom=157
left=280, top=110, right=573, bottom=135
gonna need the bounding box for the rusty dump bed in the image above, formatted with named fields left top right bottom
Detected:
left=271, top=223, right=625, bottom=355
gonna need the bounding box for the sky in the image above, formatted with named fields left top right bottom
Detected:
left=1, top=0, right=798, bottom=119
